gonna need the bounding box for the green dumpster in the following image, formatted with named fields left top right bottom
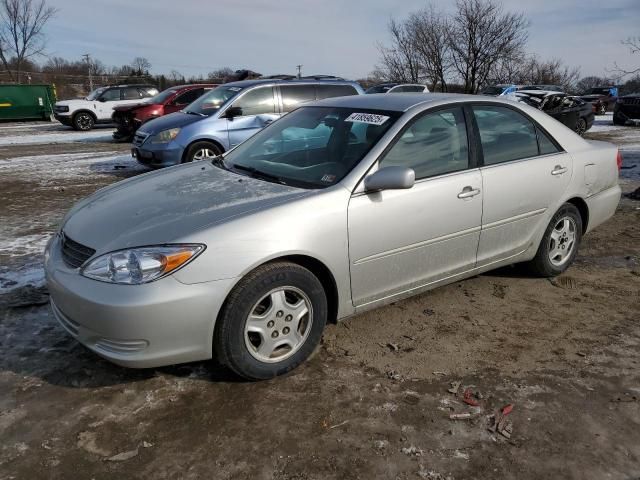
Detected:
left=0, top=84, right=57, bottom=121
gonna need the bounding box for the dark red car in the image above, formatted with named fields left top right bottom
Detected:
left=112, top=84, right=217, bottom=141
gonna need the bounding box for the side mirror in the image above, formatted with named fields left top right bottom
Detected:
left=98, top=97, right=107, bottom=102
left=222, top=106, right=242, bottom=119
left=364, top=166, right=415, bottom=192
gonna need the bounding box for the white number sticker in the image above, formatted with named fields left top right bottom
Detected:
left=345, top=112, right=389, bottom=126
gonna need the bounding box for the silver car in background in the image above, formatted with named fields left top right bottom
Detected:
left=45, top=94, right=621, bottom=380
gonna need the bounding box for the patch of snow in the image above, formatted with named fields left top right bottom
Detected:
left=0, top=233, right=52, bottom=257
left=0, top=263, right=45, bottom=293
left=0, top=129, right=113, bottom=145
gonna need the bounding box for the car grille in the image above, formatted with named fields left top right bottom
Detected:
left=61, top=233, right=95, bottom=269
left=621, top=98, right=640, bottom=105
left=133, top=131, right=150, bottom=147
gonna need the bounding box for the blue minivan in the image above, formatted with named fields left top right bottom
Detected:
left=131, top=79, right=364, bottom=168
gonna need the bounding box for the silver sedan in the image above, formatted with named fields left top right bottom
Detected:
left=45, top=93, right=621, bottom=379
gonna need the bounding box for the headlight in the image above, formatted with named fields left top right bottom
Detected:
left=81, top=244, right=204, bottom=284
left=150, top=128, right=181, bottom=144
left=55, top=105, right=69, bottom=112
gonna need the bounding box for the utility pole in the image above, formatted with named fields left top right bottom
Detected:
left=82, top=53, right=94, bottom=91
left=296, top=64, right=302, bottom=78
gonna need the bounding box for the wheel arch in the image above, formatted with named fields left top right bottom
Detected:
left=181, top=138, right=226, bottom=163
left=566, top=196, right=589, bottom=234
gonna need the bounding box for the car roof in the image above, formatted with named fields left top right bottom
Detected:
left=222, top=78, right=360, bottom=88
left=312, top=92, right=479, bottom=112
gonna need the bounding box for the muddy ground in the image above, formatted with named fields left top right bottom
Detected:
left=0, top=119, right=639, bottom=480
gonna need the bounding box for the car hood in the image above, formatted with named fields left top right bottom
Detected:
left=138, top=111, right=208, bottom=135
left=62, top=162, right=310, bottom=254
left=580, top=94, right=604, bottom=101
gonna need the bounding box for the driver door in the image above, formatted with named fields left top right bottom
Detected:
left=225, top=86, right=280, bottom=149
left=347, top=107, right=483, bottom=307
left=94, top=87, right=122, bottom=119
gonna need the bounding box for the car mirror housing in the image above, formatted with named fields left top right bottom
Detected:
left=222, top=106, right=243, bottom=119
left=364, top=166, right=415, bottom=192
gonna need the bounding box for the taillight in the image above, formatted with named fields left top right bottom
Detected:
left=616, top=150, right=623, bottom=171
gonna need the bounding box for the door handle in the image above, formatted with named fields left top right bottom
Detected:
left=457, top=186, right=481, bottom=199
left=551, top=165, right=568, bottom=175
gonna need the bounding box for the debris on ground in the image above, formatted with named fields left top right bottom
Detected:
left=386, top=370, right=403, bottom=382
left=625, top=186, right=640, bottom=200
left=448, top=381, right=461, bottom=394
left=449, top=413, right=473, bottom=420
left=417, top=467, right=454, bottom=480
left=107, top=448, right=139, bottom=462
left=462, top=388, right=480, bottom=407
left=488, top=404, right=515, bottom=438
left=403, top=390, right=421, bottom=405
left=401, top=445, right=424, bottom=456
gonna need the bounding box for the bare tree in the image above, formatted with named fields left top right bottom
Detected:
left=576, top=76, right=614, bottom=93
left=448, top=0, right=528, bottom=93
left=377, top=18, right=421, bottom=83
left=516, top=56, right=580, bottom=91
left=0, top=0, right=56, bottom=82
left=207, top=67, right=234, bottom=82
left=130, top=56, right=151, bottom=75
left=613, top=36, right=639, bottom=77
left=407, top=5, right=451, bottom=91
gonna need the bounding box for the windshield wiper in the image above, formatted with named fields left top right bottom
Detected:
left=231, top=164, right=287, bottom=185
left=210, top=155, right=228, bottom=170
left=184, top=110, right=206, bottom=116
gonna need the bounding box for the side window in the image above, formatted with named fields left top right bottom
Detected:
left=402, top=85, right=426, bottom=93
left=174, top=89, right=203, bottom=105
left=100, top=88, right=121, bottom=101
left=316, top=84, right=358, bottom=99
left=537, top=128, right=561, bottom=155
left=380, top=107, right=469, bottom=179
left=472, top=106, right=539, bottom=165
left=232, top=87, right=276, bottom=116
left=139, top=87, right=158, bottom=98
left=281, top=85, right=316, bottom=112
left=122, top=87, right=143, bottom=100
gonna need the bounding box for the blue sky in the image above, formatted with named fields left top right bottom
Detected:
left=46, top=0, right=639, bottom=80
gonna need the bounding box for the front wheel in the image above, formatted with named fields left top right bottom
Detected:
left=72, top=112, right=95, bottom=131
left=214, top=262, right=327, bottom=380
left=525, top=203, right=582, bottom=277
left=598, top=103, right=607, bottom=115
left=184, top=141, right=222, bottom=163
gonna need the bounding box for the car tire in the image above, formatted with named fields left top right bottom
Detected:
left=184, top=141, right=222, bottom=163
left=214, top=262, right=328, bottom=380
left=525, top=203, right=583, bottom=277
left=575, top=118, right=587, bottom=136
left=72, top=112, right=95, bottom=131
left=598, top=103, right=607, bottom=115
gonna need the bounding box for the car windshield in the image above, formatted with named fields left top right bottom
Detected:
left=366, top=85, right=393, bottom=94
left=148, top=88, right=181, bottom=104
left=86, top=87, right=108, bottom=101
left=222, top=106, right=399, bottom=189
left=183, top=85, right=243, bottom=115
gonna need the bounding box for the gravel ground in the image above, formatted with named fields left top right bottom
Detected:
left=0, top=117, right=639, bottom=479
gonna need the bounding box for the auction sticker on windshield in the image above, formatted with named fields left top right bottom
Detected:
left=345, top=112, right=390, bottom=125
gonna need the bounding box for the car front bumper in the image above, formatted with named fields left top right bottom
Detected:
left=54, top=113, right=72, bottom=126
left=131, top=143, right=184, bottom=168
left=45, top=234, right=236, bottom=368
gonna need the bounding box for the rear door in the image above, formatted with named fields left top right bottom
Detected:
left=225, top=86, right=279, bottom=148
left=471, top=104, right=572, bottom=266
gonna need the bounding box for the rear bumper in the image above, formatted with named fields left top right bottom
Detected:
left=585, top=185, right=621, bottom=234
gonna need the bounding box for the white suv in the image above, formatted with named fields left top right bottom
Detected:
left=54, top=84, right=159, bottom=131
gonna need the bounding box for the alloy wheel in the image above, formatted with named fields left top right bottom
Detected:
left=192, top=148, right=218, bottom=161
left=244, top=286, right=313, bottom=363
left=575, top=118, right=587, bottom=136
left=548, top=216, right=577, bottom=267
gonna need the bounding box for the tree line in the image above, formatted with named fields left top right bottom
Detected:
left=373, top=0, right=639, bottom=94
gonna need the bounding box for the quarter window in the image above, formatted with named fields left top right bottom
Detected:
left=380, top=107, right=469, bottom=179
left=537, top=128, right=561, bottom=155
left=122, top=87, right=143, bottom=100
left=472, top=106, right=539, bottom=165
left=281, top=85, right=316, bottom=112
left=316, top=84, right=358, bottom=99
left=231, top=87, right=276, bottom=116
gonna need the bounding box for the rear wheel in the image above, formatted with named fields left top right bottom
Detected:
left=214, top=262, right=327, bottom=380
left=184, top=141, right=222, bottom=163
left=575, top=117, right=587, bottom=136
left=72, top=112, right=95, bottom=131
left=525, top=203, right=582, bottom=277
left=598, top=103, right=607, bottom=115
